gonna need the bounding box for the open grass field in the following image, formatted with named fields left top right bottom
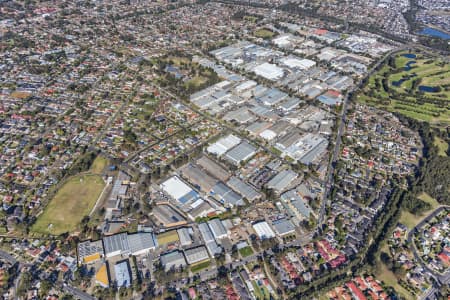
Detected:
left=184, top=76, right=208, bottom=90
left=190, top=260, right=210, bottom=273
left=239, top=246, right=254, bottom=257
left=31, top=155, right=108, bottom=235
left=376, top=264, right=414, bottom=300
left=156, top=230, right=179, bottom=245
left=254, top=28, right=276, bottom=39
left=400, top=210, right=422, bottom=230
left=31, top=174, right=105, bottom=235
left=358, top=51, right=450, bottom=126
left=399, top=193, right=440, bottom=229
left=417, top=192, right=440, bottom=208
left=434, top=137, right=449, bottom=156
left=167, top=56, right=190, bottom=66
left=90, top=156, right=108, bottom=174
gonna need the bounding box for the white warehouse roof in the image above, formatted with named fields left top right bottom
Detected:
left=160, top=176, right=193, bottom=201
left=253, top=63, right=284, bottom=81
left=207, top=134, right=241, bottom=156
left=280, top=57, right=316, bottom=70
left=252, top=221, right=276, bottom=240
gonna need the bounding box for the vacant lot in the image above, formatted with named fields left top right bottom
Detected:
left=399, top=193, right=440, bottom=229
left=376, top=263, right=414, bottom=299
left=157, top=230, right=179, bottom=245
left=31, top=174, right=105, bottom=235
left=90, top=156, right=108, bottom=174
left=184, top=76, right=208, bottom=90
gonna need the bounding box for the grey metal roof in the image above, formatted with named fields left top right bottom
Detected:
left=77, top=240, right=104, bottom=260
left=199, top=222, right=215, bottom=243
left=153, top=204, right=186, bottom=225
left=212, top=182, right=231, bottom=197
left=103, top=233, right=130, bottom=255
left=211, top=182, right=244, bottom=206
left=272, top=218, right=296, bottom=236
left=128, top=233, right=157, bottom=254
left=276, top=130, right=302, bottom=150
left=160, top=251, right=186, bottom=270
left=279, top=97, right=301, bottom=111
left=267, top=170, right=298, bottom=192
left=196, top=156, right=230, bottom=182
left=299, top=138, right=328, bottom=165
left=227, top=177, right=261, bottom=201
left=225, top=141, right=257, bottom=164
left=184, top=246, right=209, bottom=264
left=223, top=190, right=244, bottom=206
left=181, top=164, right=217, bottom=192
left=282, top=190, right=311, bottom=218
left=257, top=88, right=287, bottom=106
left=207, top=218, right=227, bottom=239
left=206, top=240, right=222, bottom=256
left=246, top=121, right=271, bottom=135
left=223, top=108, right=255, bottom=124
left=177, top=228, right=193, bottom=246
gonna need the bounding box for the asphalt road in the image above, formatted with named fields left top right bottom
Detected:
left=0, top=249, right=17, bottom=264
left=60, top=282, right=97, bottom=300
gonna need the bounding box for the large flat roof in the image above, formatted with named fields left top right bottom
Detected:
left=225, top=141, right=257, bottom=164
left=114, top=260, right=132, bottom=288
left=152, top=204, right=186, bottom=226
left=207, top=218, right=227, bottom=239
left=160, top=176, right=194, bottom=202
left=184, top=246, right=210, bottom=264
left=180, top=164, right=217, bottom=192
left=253, top=221, right=276, bottom=239
left=128, top=232, right=157, bottom=254
left=197, top=156, right=230, bottom=181
left=253, top=62, right=284, bottom=81
left=161, top=251, right=187, bottom=271
left=207, top=134, right=241, bottom=156
left=227, top=177, right=261, bottom=201
left=199, top=222, right=215, bottom=243
left=103, top=233, right=130, bottom=256
left=272, top=218, right=296, bottom=236
left=267, top=170, right=298, bottom=192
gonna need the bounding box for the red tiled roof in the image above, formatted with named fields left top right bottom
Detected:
left=314, top=29, right=328, bottom=35
left=346, top=282, right=367, bottom=300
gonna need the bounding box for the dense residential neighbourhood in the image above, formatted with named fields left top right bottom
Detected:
left=0, top=0, right=449, bottom=299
